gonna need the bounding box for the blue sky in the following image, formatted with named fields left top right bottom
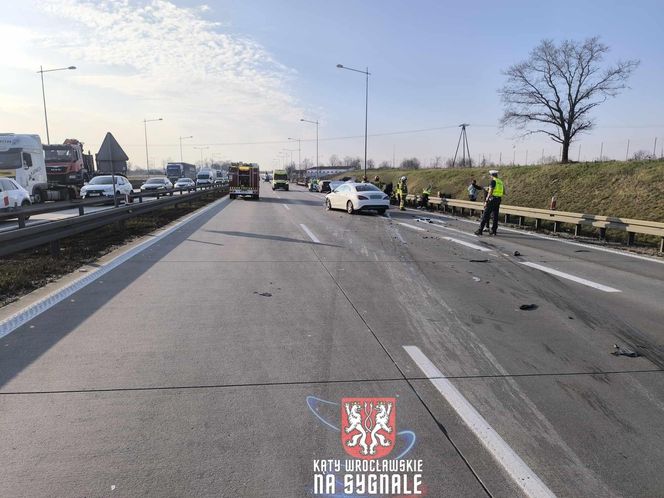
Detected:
left=1, top=0, right=662, bottom=169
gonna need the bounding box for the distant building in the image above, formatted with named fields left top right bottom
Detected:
left=304, top=165, right=356, bottom=177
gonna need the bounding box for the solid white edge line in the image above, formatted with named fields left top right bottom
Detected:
left=300, top=223, right=320, bottom=243
left=283, top=204, right=290, bottom=210
left=521, top=262, right=621, bottom=293
left=442, top=236, right=492, bottom=252
left=442, top=212, right=664, bottom=266
left=0, top=195, right=230, bottom=339
left=398, top=222, right=426, bottom=232
left=403, top=346, right=556, bottom=498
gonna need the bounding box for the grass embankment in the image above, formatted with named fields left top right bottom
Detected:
left=0, top=195, right=219, bottom=308
left=340, top=160, right=664, bottom=221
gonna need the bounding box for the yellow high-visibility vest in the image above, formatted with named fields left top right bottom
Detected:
left=493, top=178, right=504, bottom=197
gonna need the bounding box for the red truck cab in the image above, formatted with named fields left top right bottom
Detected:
left=43, top=139, right=93, bottom=187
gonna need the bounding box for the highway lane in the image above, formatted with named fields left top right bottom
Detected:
left=1, top=184, right=663, bottom=497
left=0, top=187, right=486, bottom=497
left=275, top=186, right=664, bottom=496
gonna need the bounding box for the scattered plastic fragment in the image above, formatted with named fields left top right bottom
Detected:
left=611, top=344, right=640, bottom=357
left=519, top=304, right=538, bottom=310
left=254, top=292, right=272, bottom=297
left=469, top=259, right=489, bottom=263
left=513, top=251, right=521, bottom=257
left=472, top=277, right=481, bottom=282
left=79, top=268, right=88, bottom=272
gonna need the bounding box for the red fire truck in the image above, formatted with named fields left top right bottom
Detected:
left=228, top=163, right=260, bottom=200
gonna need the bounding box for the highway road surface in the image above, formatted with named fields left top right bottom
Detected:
left=1, top=185, right=663, bottom=497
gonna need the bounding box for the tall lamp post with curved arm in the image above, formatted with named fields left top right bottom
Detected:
left=37, top=65, right=77, bottom=144
left=300, top=119, right=319, bottom=178
left=337, top=63, right=370, bottom=180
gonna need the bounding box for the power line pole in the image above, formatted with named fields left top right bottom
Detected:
left=452, top=124, right=471, bottom=167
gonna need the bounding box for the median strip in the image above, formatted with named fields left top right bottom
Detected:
left=521, top=261, right=621, bottom=293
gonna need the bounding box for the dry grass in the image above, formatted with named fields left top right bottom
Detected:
left=341, top=160, right=664, bottom=221
left=0, top=197, right=216, bottom=308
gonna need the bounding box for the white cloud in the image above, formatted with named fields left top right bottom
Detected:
left=36, top=0, right=299, bottom=117
left=1, top=0, right=303, bottom=165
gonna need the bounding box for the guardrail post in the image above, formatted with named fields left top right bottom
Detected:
left=534, top=218, right=541, bottom=230
left=78, top=205, right=85, bottom=216
left=518, top=216, right=524, bottom=226
left=627, top=232, right=635, bottom=246
left=139, top=194, right=143, bottom=203
left=599, top=227, right=606, bottom=240
left=553, top=221, right=561, bottom=232
left=504, top=214, right=509, bottom=224
left=18, top=214, right=26, bottom=229
left=574, top=224, right=581, bottom=237
left=660, top=237, right=664, bottom=253
left=49, top=240, right=60, bottom=257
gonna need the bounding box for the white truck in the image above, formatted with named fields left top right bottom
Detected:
left=196, top=168, right=217, bottom=187
left=0, top=134, right=79, bottom=202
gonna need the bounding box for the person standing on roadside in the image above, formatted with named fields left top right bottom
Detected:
left=475, top=170, right=504, bottom=236
left=467, top=178, right=480, bottom=201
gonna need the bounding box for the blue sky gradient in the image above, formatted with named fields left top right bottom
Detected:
left=2, top=0, right=662, bottom=168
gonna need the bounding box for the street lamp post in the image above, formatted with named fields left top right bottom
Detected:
left=287, top=137, right=301, bottom=172
left=37, top=65, right=76, bottom=144
left=179, top=135, right=193, bottom=162
left=337, top=63, right=370, bottom=180
left=143, top=118, right=163, bottom=175
left=300, top=119, right=319, bottom=178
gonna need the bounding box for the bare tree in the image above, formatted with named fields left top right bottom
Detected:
left=400, top=157, right=421, bottom=169
left=429, top=156, right=443, bottom=168
left=378, top=160, right=391, bottom=169
left=445, top=157, right=472, bottom=168
left=499, top=37, right=638, bottom=163
left=630, top=150, right=655, bottom=161
left=329, top=154, right=341, bottom=167
left=343, top=156, right=362, bottom=169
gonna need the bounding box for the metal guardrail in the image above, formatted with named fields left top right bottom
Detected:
left=0, top=186, right=214, bottom=229
left=0, top=186, right=227, bottom=258
left=405, top=194, right=664, bottom=252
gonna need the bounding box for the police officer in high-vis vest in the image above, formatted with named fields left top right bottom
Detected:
left=475, top=170, right=504, bottom=235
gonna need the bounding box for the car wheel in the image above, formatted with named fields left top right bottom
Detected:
left=346, top=200, right=355, bottom=215
left=33, top=189, right=43, bottom=204
left=325, top=198, right=332, bottom=211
